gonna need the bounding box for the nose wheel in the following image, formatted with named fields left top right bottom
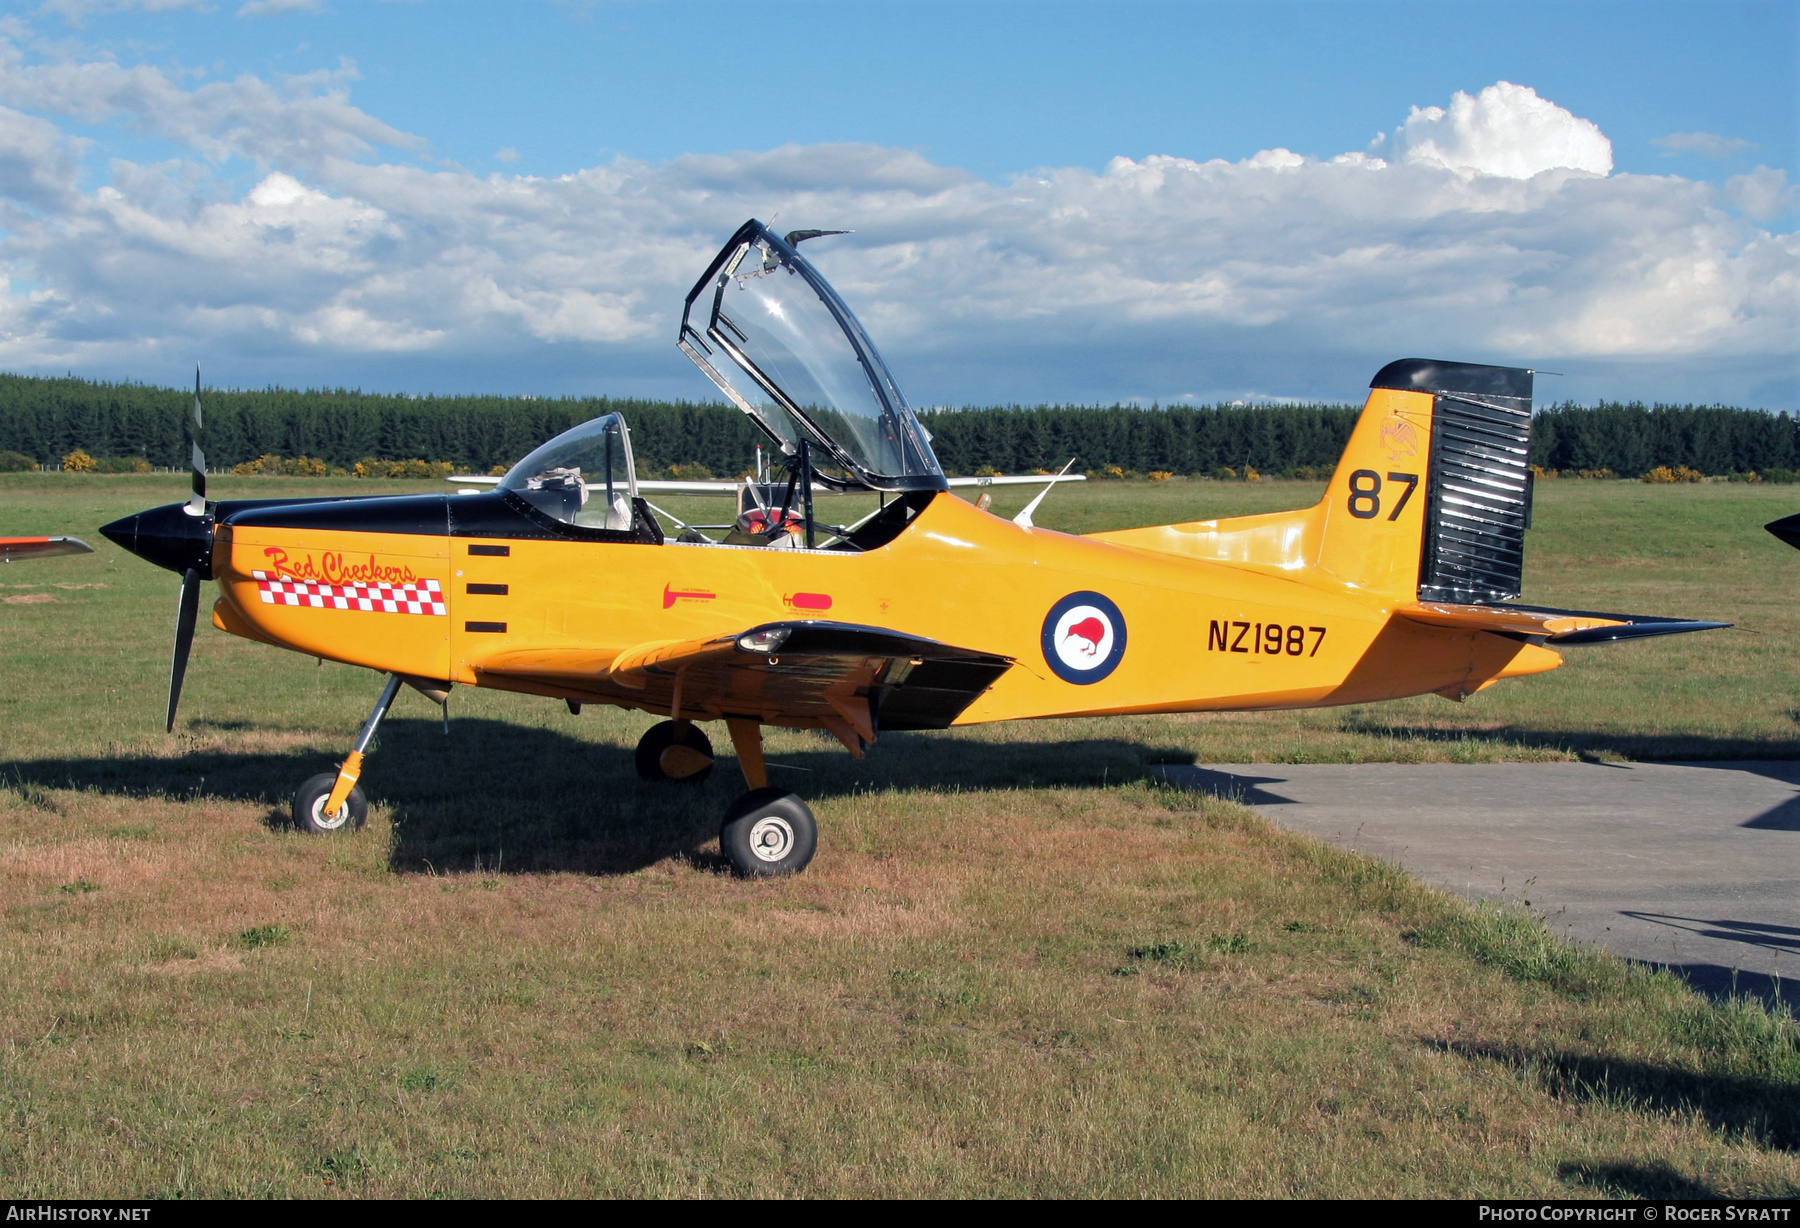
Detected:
left=293, top=772, right=368, bottom=833
left=635, top=719, right=715, bottom=782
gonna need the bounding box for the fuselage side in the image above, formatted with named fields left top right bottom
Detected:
left=212, top=487, right=1559, bottom=727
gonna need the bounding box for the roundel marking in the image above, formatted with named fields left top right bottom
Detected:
left=1041, top=591, right=1127, bottom=685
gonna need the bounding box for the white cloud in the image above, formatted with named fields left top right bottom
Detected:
left=37, top=0, right=210, bottom=26
left=0, top=42, right=419, bottom=176
left=493, top=146, right=518, bottom=164
left=1375, top=81, right=1612, bottom=179
left=238, top=0, right=324, bottom=15
left=0, top=47, right=1790, bottom=406
left=1654, top=131, right=1756, bottom=160
left=0, top=104, right=85, bottom=210
left=1725, top=167, right=1794, bottom=223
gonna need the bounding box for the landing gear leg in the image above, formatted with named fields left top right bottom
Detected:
left=720, top=718, right=816, bottom=877
left=293, top=672, right=401, bottom=834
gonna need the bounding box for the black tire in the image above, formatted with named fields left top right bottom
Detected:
left=720, top=788, right=817, bottom=877
left=292, top=772, right=368, bottom=834
left=635, top=720, right=715, bottom=783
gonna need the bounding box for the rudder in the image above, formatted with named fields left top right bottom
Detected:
left=1316, top=359, right=1533, bottom=602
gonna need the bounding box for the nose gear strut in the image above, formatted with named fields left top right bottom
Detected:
left=292, top=672, right=402, bottom=833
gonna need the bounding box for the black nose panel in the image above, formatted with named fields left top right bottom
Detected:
left=100, top=502, right=213, bottom=576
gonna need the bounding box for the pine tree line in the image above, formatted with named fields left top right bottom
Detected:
left=0, top=372, right=1793, bottom=478
left=1530, top=403, right=1799, bottom=477
left=922, top=403, right=1360, bottom=476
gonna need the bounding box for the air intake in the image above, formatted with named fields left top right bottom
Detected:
left=1371, top=359, right=1534, bottom=605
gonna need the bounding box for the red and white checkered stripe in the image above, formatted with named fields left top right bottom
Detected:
left=252, top=571, right=446, bottom=616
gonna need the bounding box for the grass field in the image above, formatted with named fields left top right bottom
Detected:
left=1, top=472, right=1796, bottom=1197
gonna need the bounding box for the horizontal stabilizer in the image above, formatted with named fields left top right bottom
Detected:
left=1398, top=601, right=1729, bottom=644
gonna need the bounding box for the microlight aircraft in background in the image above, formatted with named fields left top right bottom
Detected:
left=3, top=537, right=92, bottom=562
left=102, top=220, right=1727, bottom=876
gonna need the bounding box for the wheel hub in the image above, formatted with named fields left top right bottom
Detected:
left=659, top=743, right=713, bottom=779
left=310, top=795, right=350, bottom=831
left=747, top=816, right=795, bottom=862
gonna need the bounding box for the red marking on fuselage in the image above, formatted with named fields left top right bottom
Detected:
left=663, top=582, right=716, bottom=609
left=262, top=547, right=417, bottom=586
left=784, top=592, right=832, bottom=611
left=1065, top=616, right=1106, bottom=655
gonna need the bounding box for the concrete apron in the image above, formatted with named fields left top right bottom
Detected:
left=1161, top=760, right=1800, bottom=1008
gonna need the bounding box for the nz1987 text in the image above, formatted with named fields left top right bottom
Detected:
left=1207, top=621, right=1326, bottom=657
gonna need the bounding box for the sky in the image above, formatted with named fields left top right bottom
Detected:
left=0, top=0, right=1794, bottom=408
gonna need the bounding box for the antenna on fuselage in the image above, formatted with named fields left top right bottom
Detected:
left=784, top=229, right=853, bottom=247
left=1013, top=457, right=1079, bottom=530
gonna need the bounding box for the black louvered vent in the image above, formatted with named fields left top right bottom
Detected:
left=1417, top=390, right=1533, bottom=603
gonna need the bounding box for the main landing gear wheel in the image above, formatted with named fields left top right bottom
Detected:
left=292, top=772, right=367, bottom=834
left=720, top=787, right=817, bottom=878
left=635, top=720, right=715, bottom=783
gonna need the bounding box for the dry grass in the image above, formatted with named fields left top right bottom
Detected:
left=0, top=472, right=1796, bottom=1197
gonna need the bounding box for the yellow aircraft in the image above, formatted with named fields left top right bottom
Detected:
left=102, top=220, right=1725, bottom=876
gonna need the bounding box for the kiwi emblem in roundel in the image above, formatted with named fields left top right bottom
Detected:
left=1042, top=591, right=1127, bottom=684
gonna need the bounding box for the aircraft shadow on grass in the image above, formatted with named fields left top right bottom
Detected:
left=1618, top=913, right=1800, bottom=1011
left=1, top=717, right=1196, bottom=878
left=1154, top=767, right=1298, bottom=807
left=1555, top=1160, right=1724, bottom=1200
left=1429, top=1039, right=1800, bottom=1155
left=1337, top=719, right=1800, bottom=829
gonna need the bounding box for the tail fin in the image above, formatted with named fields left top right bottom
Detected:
left=1317, top=359, right=1533, bottom=601
left=1088, top=358, right=1534, bottom=604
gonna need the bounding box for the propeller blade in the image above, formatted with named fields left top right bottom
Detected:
left=186, top=365, right=206, bottom=516
left=167, top=567, right=201, bottom=732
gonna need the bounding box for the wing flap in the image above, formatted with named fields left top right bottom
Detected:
left=476, top=620, right=1012, bottom=731
left=1397, top=601, right=1729, bottom=644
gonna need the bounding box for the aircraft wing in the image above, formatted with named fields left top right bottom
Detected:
left=945, top=474, right=1086, bottom=488
left=450, top=475, right=752, bottom=495
left=450, top=474, right=1086, bottom=494
left=475, top=620, right=1013, bottom=745
left=1, top=536, right=94, bottom=562
left=1397, top=601, right=1729, bottom=644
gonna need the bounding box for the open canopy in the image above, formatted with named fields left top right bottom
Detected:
left=678, top=219, right=947, bottom=493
